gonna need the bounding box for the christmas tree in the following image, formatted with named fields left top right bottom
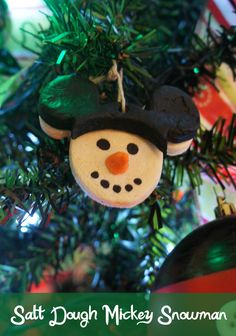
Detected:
left=0, top=0, right=235, bottom=293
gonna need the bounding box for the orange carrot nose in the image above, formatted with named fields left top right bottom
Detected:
left=105, top=152, right=129, bottom=175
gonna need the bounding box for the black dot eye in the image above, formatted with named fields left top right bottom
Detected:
left=127, top=143, right=139, bottom=155
left=97, top=139, right=110, bottom=150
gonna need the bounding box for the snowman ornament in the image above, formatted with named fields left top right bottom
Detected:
left=39, top=74, right=199, bottom=208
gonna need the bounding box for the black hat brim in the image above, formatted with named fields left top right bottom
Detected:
left=71, top=103, right=167, bottom=154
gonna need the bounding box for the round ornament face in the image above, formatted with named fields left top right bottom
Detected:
left=69, top=129, right=163, bottom=208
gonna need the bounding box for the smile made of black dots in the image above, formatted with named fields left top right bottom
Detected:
left=91, top=171, right=142, bottom=193
left=89, top=138, right=142, bottom=193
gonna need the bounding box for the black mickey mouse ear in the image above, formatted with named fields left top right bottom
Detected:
left=151, top=85, right=200, bottom=142
left=38, top=74, right=99, bottom=139
left=151, top=86, right=200, bottom=156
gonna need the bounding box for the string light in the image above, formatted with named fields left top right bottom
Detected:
left=20, top=212, right=40, bottom=233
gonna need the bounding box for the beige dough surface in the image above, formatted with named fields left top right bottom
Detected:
left=39, top=116, right=71, bottom=140
left=167, top=139, right=193, bottom=156
left=69, top=129, right=163, bottom=208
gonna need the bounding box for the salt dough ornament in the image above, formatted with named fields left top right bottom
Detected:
left=39, top=74, right=199, bottom=208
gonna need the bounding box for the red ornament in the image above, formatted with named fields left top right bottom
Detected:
left=155, top=216, right=236, bottom=293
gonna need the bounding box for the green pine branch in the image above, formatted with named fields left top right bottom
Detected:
left=164, top=116, right=236, bottom=191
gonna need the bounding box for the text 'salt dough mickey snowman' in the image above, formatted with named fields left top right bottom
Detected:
left=38, top=74, right=200, bottom=208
